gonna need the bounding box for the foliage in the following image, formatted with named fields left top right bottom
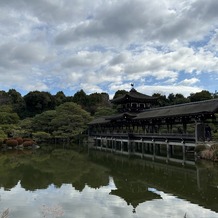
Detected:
left=54, top=91, right=67, bottom=106
left=23, top=91, right=56, bottom=117
left=33, top=131, right=51, bottom=141
left=94, top=107, right=116, bottom=118
left=30, top=102, right=92, bottom=138
left=168, top=93, right=190, bottom=105
left=0, top=130, right=7, bottom=139
left=73, top=89, right=87, bottom=107
left=6, top=139, right=18, bottom=147
left=188, top=90, right=213, bottom=102
left=0, top=112, right=19, bottom=124
left=112, top=90, right=128, bottom=99
left=195, top=144, right=207, bottom=154
left=32, top=110, right=57, bottom=133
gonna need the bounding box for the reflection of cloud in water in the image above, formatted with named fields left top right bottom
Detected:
left=0, top=179, right=217, bottom=218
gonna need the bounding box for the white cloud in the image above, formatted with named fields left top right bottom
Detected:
left=0, top=0, right=217, bottom=96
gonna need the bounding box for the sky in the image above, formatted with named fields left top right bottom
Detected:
left=0, top=0, right=218, bottom=98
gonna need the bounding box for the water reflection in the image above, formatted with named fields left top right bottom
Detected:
left=0, top=149, right=218, bottom=217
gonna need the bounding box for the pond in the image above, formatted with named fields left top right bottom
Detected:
left=0, top=148, right=218, bottom=218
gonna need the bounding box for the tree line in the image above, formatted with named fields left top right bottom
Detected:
left=0, top=88, right=217, bottom=142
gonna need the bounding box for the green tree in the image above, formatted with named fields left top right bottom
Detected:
left=188, top=90, right=213, bottom=102
left=168, top=93, right=189, bottom=105
left=50, top=102, right=92, bottom=138
left=86, top=92, right=111, bottom=115
left=0, top=112, right=19, bottom=124
left=73, top=89, right=88, bottom=108
left=113, top=90, right=128, bottom=99
left=8, top=89, right=26, bottom=118
left=152, top=93, right=168, bottom=107
left=23, top=91, right=56, bottom=117
left=54, top=91, right=67, bottom=106
left=32, top=110, right=57, bottom=133
left=94, top=107, right=116, bottom=118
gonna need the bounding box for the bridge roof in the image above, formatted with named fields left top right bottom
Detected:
left=89, top=98, right=218, bottom=125
left=135, top=98, right=218, bottom=120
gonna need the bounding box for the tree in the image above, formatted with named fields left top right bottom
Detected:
left=23, top=91, right=56, bottom=117
left=54, top=91, right=67, bottom=106
left=188, top=90, right=213, bottom=102
left=32, top=110, right=57, bottom=133
left=86, top=92, right=111, bottom=115
left=113, top=90, right=128, bottom=99
left=8, top=89, right=26, bottom=118
left=0, top=112, right=19, bottom=124
left=152, top=93, right=168, bottom=107
left=94, top=107, right=116, bottom=118
left=50, top=102, right=92, bottom=138
left=30, top=102, right=92, bottom=138
left=73, top=90, right=88, bottom=108
left=168, top=93, right=189, bottom=105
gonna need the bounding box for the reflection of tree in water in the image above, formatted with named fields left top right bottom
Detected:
left=18, top=164, right=53, bottom=191
left=0, top=150, right=110, bottom=192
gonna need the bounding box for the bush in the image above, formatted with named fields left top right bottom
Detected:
left=195, top=144, right=207, bottom=154
left=6, top=139, right=18, bottom=147
left=14, top=137, right=23, bottom=145
left=213, top=150, right=218, bottom=160
left=23, top=140, right=34, bottom=147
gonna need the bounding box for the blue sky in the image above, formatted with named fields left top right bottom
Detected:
left=0, top=0, right=218, bottom=98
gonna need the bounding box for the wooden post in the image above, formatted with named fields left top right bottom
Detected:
left=152, top=140, right=155, bottom=160
left=182, top=141, right=186, bottom=165
left=128, top=139, right=131, bottom=156
left=142, top=140, right=145, bottom=158
left=166, top=140, right=169, bottom=163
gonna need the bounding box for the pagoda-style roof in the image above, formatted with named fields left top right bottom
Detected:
left=135, top=98, right=218, bottom=121
left=89, top=98, right=218, bottom=126
left=110, top=88, right=157, bottom=104
left=88, top=113, right=137, bottom=125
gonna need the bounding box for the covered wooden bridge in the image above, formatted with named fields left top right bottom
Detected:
left=88, top=88, right=218, bottom=164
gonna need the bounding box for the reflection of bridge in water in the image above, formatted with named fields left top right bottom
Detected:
left=90, top=150, right=218, bottom=213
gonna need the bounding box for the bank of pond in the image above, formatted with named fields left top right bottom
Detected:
left=0, top=137, right=39, bottom=150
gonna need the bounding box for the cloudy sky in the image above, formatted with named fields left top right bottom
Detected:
left=0, top=0, right=218, bottom=97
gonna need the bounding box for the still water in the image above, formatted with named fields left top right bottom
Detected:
left=0, top=148, right=218, bottom=218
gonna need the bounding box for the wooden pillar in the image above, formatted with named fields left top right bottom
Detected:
left=166, top=141, right=170, bottom=162
left=183, top=122, right=187, bottom=134
left=100, top=137, right=103, bottom=150
left=152, top=140, right=155, bottom=160
left=182, top=141, right=186, bottom=164
left=128, top=139, right=131, bottom=156
left=142, top=141, right=145, bottom=158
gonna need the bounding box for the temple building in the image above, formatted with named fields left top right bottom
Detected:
left=88, top=87, right=218, bottom=164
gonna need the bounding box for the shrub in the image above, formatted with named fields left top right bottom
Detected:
left=23, top=140, right=35, bottom=147
left=14, top=137, right=23, bottom=145
left=213, top=150, right=218, bottom=160
left=195, top=144, right=207, bottom=154
left=6, top=139, right=18, bottom=147
left=200, top=149, right=214, bottom=160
